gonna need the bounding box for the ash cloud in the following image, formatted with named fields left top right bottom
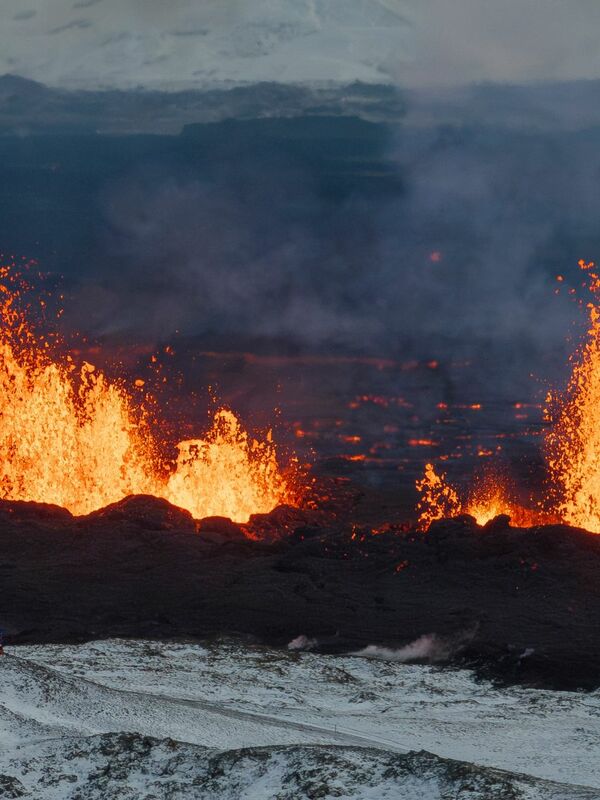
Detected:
left=88, top=161, right=383, bottom=349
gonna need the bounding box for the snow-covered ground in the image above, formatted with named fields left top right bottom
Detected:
left=1, top=638, right=599, bottom=798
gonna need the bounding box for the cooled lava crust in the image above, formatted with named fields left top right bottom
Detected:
left=1, top=494, right=599, bottom=691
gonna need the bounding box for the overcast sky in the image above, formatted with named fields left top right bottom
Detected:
left=405, top=0, right=600, bottom=86
left=0, top=0, right=599, bottom=89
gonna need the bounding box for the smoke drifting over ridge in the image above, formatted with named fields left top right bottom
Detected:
left=60, top=99, right=600, bottom=397
left=0, top=77, right=598, bottom=403
left=355, top=633, right=459, bottom=664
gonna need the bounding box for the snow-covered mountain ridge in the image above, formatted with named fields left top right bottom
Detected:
left=0, top=0, right=410, bottom=90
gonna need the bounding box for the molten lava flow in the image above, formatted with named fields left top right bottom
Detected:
left=416, top=463, right=539, bottom=530
left=0, top=268, right=294, bottom=522
left=545, top=260, right=600, bottom=533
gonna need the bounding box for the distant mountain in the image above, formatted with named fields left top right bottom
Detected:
left=0, top=74, right=53, bottom=103
left=3, top=72, right=600, bottom=137
left=0, top=75, right=405, bottom=135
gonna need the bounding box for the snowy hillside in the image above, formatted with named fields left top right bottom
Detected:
left=0, top=639, right=599, bottom=797
left=2, top=736, right=596, bottom=800
left=0, top=0, right=410, bottom=90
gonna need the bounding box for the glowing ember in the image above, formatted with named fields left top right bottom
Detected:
left=545, top=260, right=600, bottom=533
left=0, top=267, right=295, bottom=522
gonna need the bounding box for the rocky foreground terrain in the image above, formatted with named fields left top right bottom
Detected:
left=1, top=494, right=600, bottom=690
left=3, top=737, right=597, bottom=800
left=1, top=638, right=599, bottom=798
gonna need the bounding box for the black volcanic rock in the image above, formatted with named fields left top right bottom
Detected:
left=82, top=494, right=197, bottom=533
left=1, top=498, right=600, bottom=690
left=0, top=498, right=73, bottom=526
left=196, top=516, right=248, bottom=544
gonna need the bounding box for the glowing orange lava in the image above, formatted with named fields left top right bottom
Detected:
left=415, top=463, right=460, bottom=529
left=545, top=260, right=600, bottom=533
left=165, top=410, right=290, bottom=523
left=0, top=267, right=295, bottom=522
left=417, top=259, right=600, bottom=533
left=416, top=463, right=540, bottom=530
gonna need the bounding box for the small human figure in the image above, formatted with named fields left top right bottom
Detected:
left=0, top=628, right=5, bottom=656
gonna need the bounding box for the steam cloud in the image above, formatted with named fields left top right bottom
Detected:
left=353, top=629, right=475, bottom=663
left=287, top=635, right=317, bottom=651
left=353, top=634, right=452, bottom=663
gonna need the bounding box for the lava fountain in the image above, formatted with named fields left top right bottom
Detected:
left=417, top=259, right=600, bottom=533
left=416, top=463, right=539, bottom=529
left=164, top=410, right=290, bottom=522
left=545, top=260, right=600, bottom=533
left=0, top=265, right=295, bottom=521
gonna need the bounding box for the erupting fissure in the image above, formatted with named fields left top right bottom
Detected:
left=416, top=463, right=539, bottom=529
left=0, top=265, right=294, bottom=522
left=417, top=260, right=600, bottom=533
left=545, top=260, right=600, bottom=533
